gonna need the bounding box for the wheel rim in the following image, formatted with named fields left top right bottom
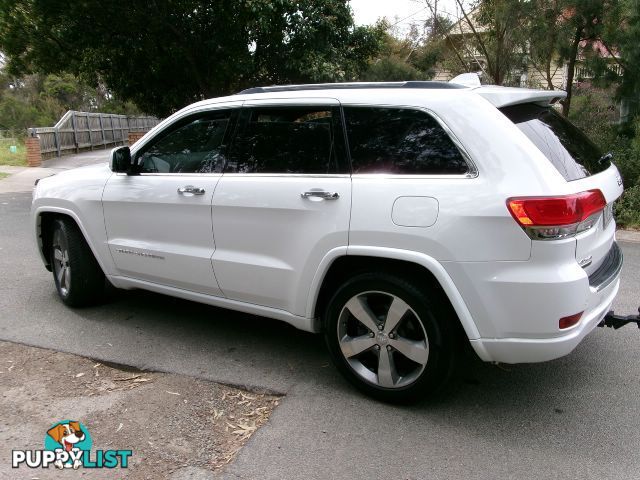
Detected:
left=52, top=229, right=71, bottom=297
left=337, top=291, right=429, bottom=389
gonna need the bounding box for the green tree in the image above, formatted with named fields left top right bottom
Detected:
left=448, top=0, right=531, bottom=85
left=42, top=73, right=93, bottom=111
left=361, top=21, right=429, bottom=81
left=552, top=0, right=623, bottom=115
left=0, top=0, right=383, bottom=117
left=0, top=72, right=59, bottom=130
left=596, top=0, right=640, bottom=120
left=525, top=0, right=572, bottom=90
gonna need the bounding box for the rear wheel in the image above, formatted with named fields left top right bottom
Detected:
left=324, top=272, right=457, bottom=403
left=50, top=218, right=105, bottom=307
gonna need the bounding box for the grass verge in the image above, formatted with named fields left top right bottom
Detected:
left=0, top=139, right=27, bottom=166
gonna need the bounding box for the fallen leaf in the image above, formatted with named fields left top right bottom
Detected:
left=75, top=373, right=85, bottom=378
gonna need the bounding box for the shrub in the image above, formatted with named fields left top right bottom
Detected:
left=615, top=185, right=640, bottom=228
left=612, top=139, right=640, bottom=188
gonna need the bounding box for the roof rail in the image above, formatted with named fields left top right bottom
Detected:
left=238, top=81, right=466, bottom=94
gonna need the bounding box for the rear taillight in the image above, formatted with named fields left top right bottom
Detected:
left=507, top=190, right=606, bottom=240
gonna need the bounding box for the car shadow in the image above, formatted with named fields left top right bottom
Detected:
left=79, top=287, right=628, bottom=412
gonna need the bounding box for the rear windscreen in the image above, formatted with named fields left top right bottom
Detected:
left=500, top=104, right=610, bottom=181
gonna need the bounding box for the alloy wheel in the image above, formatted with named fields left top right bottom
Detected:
left=52, top=229, right=71, bottom=297
left=337, top=291, right=429, bottom=389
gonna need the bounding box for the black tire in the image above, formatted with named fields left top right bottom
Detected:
left=50, top=217, right=105, bottom=307
left=323, top=272, right=457, bottom=403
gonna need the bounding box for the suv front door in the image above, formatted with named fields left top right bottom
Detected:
left=211, top=98, right=351, bottom=315
left=102, top=104, right=239, bottom=295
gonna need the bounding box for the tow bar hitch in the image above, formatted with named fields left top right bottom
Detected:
left=598, top=307, right=640, bottom=330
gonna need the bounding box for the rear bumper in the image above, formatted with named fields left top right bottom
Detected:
left=470, top=277, right=619, bottom=363
left=444, top=240, right=623, bottom=364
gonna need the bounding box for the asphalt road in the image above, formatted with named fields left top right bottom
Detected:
left=1, top=189, right=639, bottom=480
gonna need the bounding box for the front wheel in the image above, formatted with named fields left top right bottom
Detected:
left=323, top=272, right=457, bottom=403
left=50, top=218, right=105, bottom=307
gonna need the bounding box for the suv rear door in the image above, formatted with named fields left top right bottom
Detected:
left=211, top=98, right=351, bottom=315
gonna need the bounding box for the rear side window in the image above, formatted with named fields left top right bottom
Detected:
left=343, top=107, right=469, bottom=174
left=226, top=107, right=346, bottom=174
left=500, top=104, right=609, bottom=181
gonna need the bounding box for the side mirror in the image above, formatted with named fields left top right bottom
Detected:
left=110, top=146, right=132, bottom=173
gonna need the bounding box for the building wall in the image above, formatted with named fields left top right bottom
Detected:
left=524, top=61, right=567, bottom=90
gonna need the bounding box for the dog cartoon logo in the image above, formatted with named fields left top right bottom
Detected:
left=44, top=420, right=92, bottom=469
left=12, top=420, right=131, bottom=470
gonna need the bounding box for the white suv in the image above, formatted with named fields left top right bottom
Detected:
left=31, top=81, right=624, bottom=401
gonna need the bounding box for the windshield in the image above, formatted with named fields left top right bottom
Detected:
left=500, top=104, right=609, bottom=181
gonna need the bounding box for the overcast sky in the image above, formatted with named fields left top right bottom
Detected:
left=349, top=0, right=460, bottom=31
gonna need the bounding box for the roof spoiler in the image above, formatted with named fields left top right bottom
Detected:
left=450, top=73, right=566, bottom=107
left=474, top=86, right=567, bottom=108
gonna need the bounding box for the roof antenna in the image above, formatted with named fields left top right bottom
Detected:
left=449, top=72, right=482, bottom=88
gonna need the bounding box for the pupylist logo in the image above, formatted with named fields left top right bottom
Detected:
left=12, top=420, right=132, bottom=470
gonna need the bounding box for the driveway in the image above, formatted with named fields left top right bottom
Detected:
left=1, top=153, right=639, bottom=479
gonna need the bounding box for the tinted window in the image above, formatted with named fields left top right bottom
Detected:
left=139, top=111, right=230, bottom=173
left=343, top=107, right=468, bottom=174
left=226, top=107, right=344, bottom=174
left=500, top=104, right=609, bottom=181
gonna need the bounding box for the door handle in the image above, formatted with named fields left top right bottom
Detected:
left=301, top=191, right=340, bottom=200
left=178, top=185, right=205, bottom=195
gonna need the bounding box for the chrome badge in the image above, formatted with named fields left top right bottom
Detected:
left=115, top=248, right=165, bottom=260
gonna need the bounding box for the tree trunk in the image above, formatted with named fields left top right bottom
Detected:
left=545, top=60, right=555, bottom=90
left=562, top=26, right=583, bottom=117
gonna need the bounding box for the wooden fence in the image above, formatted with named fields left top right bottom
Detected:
left=28, top=111, right=160, bottom=159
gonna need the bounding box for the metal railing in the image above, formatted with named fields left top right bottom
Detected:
left=28, top=111, right=160, bottom=159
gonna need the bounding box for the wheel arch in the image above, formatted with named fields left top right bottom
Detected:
left=308, top=247, right=482, bottom=344
left=34, top=207, right=108, bottom=275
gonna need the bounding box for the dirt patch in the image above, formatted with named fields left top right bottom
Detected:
left=0, top=340, right=281, bottom=479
